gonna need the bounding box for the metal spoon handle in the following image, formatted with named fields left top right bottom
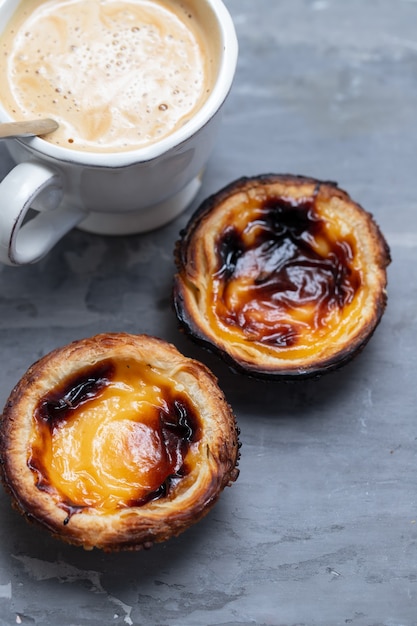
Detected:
left=0, top=118, right=58, bottom=139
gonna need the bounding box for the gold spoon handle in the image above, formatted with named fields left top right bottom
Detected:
left=0, top=118, right=58, bottom=139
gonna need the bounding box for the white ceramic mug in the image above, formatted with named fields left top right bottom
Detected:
left=0, top=0, right=238, bottom=266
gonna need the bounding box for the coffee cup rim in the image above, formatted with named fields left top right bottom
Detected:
left=0, top=0, right=238, bottom=168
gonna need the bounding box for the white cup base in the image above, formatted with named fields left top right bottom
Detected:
left=77, top=174, right=203, bottom=236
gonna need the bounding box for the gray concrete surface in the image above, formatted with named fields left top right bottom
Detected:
left=0, top=1, right=415, bottom=624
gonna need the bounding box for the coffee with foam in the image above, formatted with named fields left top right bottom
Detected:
left=0, top=0, right=217, bottom=152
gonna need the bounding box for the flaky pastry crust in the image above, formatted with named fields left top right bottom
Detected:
left=173, top=174, right=391, bottom=378
left=0, top=333, right=240, bottom=551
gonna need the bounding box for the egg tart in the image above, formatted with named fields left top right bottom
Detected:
left=0, top=333, right=239, bottom=551
left=173, top=174, right=391, bottom=378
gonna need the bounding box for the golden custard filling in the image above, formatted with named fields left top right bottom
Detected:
left=28, top=357, right=201, bottom=517
left=199, top=190, right=366, bottom=361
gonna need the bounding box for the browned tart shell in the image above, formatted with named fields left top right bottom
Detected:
left=0, top=333, right=240, bottom=551
left=173, top=174, right=391, bottom=378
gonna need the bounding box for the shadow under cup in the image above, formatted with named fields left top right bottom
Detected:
left=0, top=0, right=238, bottom=266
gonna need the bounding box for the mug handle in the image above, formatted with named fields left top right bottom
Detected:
left=0, top=161, right=86, bottom=266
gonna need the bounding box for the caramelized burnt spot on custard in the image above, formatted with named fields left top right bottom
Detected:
left=28, top=357, right=202, bottom=523
left=212, top=195, right=362, bottom=348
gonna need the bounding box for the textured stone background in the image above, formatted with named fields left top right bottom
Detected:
left=0, top=1, right=415, bottom=624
